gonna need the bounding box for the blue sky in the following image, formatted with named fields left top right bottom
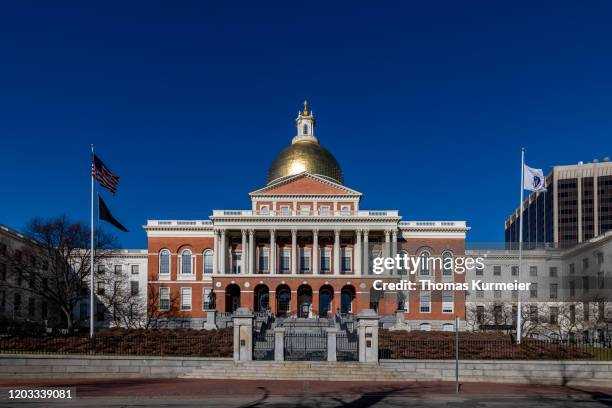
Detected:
left=1, top=1, right=611, bottom=247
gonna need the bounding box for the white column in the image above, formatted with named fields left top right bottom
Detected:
left=363, top=230, right=369, bottom=275
left=248, top=229, right=255, bottom=274
left=334, top=229, right=341, bottom=275
left=213, top=229, right=219, bottom=274
left=391, top=230, right=398, bottom=275
left=312, top=229, right=319, bottom=275
left=241, top=229, right=247, bottom=275
left=269, top=229, right=276, bottom=275
left=355, top=229, right=362, bottom=276
left=291, top=229, right=298, bottom=275
left=220, top=229, right=226, bottom=274
left=384, top=230, right=391, bottom=259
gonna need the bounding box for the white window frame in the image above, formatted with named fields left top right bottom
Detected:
left=231, top=250, right=242, bottom=274
left=341, top=247, right=353, bottom=273
left=442, top=323, right=454, bottom=332
left=260, top=205, right=270, bottom=215
left=131, top=265, right=139, bottom=275
left=179, top=249, right=195, bottom=279
left=259, top=246, right=270, bottom=273
left=320, top=205, right=331, bottom=216
left=419, top=251, right=430, bottom=276
left=442, top=291, right=453, bottom=313
left=340, top=205, right=350, bottom=216
left=280, top=205, right=290, bottom=216
left=442, top=251, right=453, bottom=276
left=181, top=287, right=192, bottom=311
left=299, top=205, right=311, bottom=216
left=279, top=247, right=290, bottom=273
left=203, top=249, right=214, bottom=275
left=321, top=247, right=332, bottom=273
left=159, top=287, right=170, bottom=311
left=420, top=291, right=431, bottom=313
left=159, top=249, right=171, bottom=279
left=300, top=247, right=311, bottom=273
left=419, top=323, right=431, bottom=331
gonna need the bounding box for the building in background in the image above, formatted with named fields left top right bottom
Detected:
left=505, top=159, right=612, bottom=247
left=467, top=231, right=612, bottom=340
left=145, top=103, right=470, bottom=331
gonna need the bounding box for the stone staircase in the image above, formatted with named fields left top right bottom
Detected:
left=180, top=361, right=406, bottom=381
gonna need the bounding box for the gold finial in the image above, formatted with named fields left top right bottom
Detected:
left=302, top=100, right=309, bottom=115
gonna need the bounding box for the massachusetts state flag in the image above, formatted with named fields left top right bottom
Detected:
left=523, top=164, right=547, bottom=192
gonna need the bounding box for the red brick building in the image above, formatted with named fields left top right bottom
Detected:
left=145, top=102, right=469, bottom=330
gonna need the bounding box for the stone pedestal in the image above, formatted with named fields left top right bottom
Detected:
left=326, top=328, right=338, bottom=361
left=357, top=309, right=379, bottom=363
left=391, top=310, right=409, bottom=331
left=274, top=327, right=285, bottom=361
left=203, top=310, right=217, bottom=330
left=232, top=308, right=254, bottom=362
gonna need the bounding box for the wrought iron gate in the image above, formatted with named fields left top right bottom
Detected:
left=336, top=331, right=359, bottom=361
left=253, top=330, right=275, bottom=360
left=284, top=330, right=327, bottom=361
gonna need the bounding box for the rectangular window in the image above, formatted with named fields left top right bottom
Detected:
left=130, top=281, right=139, bottom=296
left=493, top=266, right=501, bottom=276
left=96, top=281, right=105, bottom=296
left=279, top=248, right=290, bottom=273
left=159, top=287, right=170, bottom=311
left=511, top=289, right=518, bottom=300
left=341, top=247, right=352, bottom=273
left=300, top=248, right=311, bottom=272
left=181, top=287, right=192, bottom=311
left=321, top=248, right=331, bottom=273
left=442, top=291, right=453, bottom=313
left=493, top=290, right=501, bottom=299
left=597, top=252, right=604, bottom=265
left=204, top=252, right=213, bottom=274
left=320, top=206, right=330, bottom=216
left=202, top=288, right=213, bottom=310
left=549, top=267, right=558, bottom=277
left=582, top=258, right=589, bottom=271
left=569, top=263, right=575, bottom=274
left=582, top=276, right=590, bottom=293
left=529, top=266, right=537, bottom=277
left=511, top=266, right=519, bottom=276
left=549, top=283, right=558, bottom=299
left=419, top=291, right=431, bottom=313
left=231, top=251, right=242, bottom=274
left=550, top=307, right=558, bottom=325
left=259, top=247, right=269, bottom=273
left=475, top=266, right=483, bottom=276
left=97, top=264, right=106, bottom=274
left=114, top=265, right=122, bottom=274
left=530, top=283, right=538, bottom=298
left=570, top=280, right=576, bottom=297
left=476, top=290, right=484, bottom=298
left=131, top=265, right=139, bottom=275
left=280, top=205, right=290, bottom=215
left=299, top=205, right=310, bottom=215
left=569, top=304, right=576, bottom=324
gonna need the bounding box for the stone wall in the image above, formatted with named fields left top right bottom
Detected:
left=0, top=354, right=610, bottom=388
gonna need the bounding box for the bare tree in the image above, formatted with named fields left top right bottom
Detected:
left=1, top=215, right=117, bottom=331
left=145, top=285, right=185, bottom=329
left=96, top=267, right=145, bottom=329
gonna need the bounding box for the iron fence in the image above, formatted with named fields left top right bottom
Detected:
left=378, top=334, right=612, bottom=360
left=0, top=331, right=233, bottom=358
left=253, top=331, right=275, bottom=360
left=336, top=331, right=358, bottom=361
left=284, top=331, right=327, bottom=361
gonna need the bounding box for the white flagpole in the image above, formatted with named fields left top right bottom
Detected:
left=516, top=147, right=525, bottom=344
left=90, top=144, right=95, bottom=338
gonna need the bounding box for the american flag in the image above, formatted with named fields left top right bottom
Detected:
left=92, top=154, right=120, bottom=194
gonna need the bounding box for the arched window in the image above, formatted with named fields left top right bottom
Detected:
left=181, top=249, right=192, bottom=275
left=159, top=249, right=170, bottom=275
left=420, top=251, right=430, bottom=276
left=203, top=249, right=214, bottom=274
left=303, top=124, right=308, bottom=135
left=442, top=251, right=453, bottom=276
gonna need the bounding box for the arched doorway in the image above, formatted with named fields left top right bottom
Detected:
left=276, top=284, right=291, bottom=317
left=318, top=285, right=334, bottom=317
left=341, top=285, right=356, bottom=314
left=297, top=285, right=313, bottom=318
left=254, top=284, right=269, bottom=312
left=225, top=284, right=241, bottom=312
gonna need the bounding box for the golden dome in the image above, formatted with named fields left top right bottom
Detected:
left=267, top=140, right=344, bottom=185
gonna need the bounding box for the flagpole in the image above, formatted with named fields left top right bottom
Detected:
left=517, top=147, right=525, bottom=344
left=90, top=144, right=95, bottom=339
